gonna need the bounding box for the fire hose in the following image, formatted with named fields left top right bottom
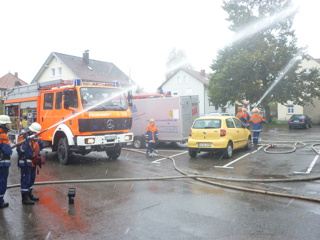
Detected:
left=10, top=128, right=48, bottom=149
left=6, top=146, right=320, bottom=203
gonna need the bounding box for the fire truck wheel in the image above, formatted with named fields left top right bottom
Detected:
left=106, top=148, right=121, bottom=160
left=58, top=137, right=71, bottom=165
left=133, top=136, right=146, bottom=149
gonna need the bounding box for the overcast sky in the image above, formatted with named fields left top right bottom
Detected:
left=0, top=0, right=319, bottom=92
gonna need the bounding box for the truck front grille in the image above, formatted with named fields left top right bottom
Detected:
left=78, top=118, right=132, bottom=132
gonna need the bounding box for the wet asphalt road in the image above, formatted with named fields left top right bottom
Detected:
left=1, top=126, right=320, bottom=239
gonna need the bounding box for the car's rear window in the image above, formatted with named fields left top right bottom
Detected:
left=291, top=115, right=305, bottom=119
left=193, top=119, right=221, bottom=129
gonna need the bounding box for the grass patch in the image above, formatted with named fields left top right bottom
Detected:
left=265, top=121, right=287, bottom=128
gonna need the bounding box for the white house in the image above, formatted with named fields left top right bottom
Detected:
left=30, top=50, right=133, bottom=88
left=158, top=68, right=235, bottom=116
left=278, top=55, right=320, bottom=123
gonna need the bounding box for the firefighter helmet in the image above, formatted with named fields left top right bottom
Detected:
left=238, top=107, right=242, bottom=110
left=0, top=115, right=11, bottom=124
left=253, top=108, right=259, bottom=113
left=28, top=122, right=42, bottom=133
left=243, top=108, right=247, bottom=111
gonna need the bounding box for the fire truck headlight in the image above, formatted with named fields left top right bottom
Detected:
left=125, top=135, right=133, bottom=141
left=85, top=138, right=95, bottom=144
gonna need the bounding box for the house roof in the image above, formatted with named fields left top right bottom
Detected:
left=0, top=72, right=28, bottom=89
left=158, top=68, right=209, bottom=89
left=31, top=51, right=133, bottom=86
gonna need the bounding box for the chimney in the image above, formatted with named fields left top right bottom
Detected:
left=200, top=69, right=205, bottom=76
left=83, top=50, right=89, bottom=65
left=14, top=72, right=18, bottom=77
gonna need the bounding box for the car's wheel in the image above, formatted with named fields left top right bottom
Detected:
left=244, top=137, right=252, bottom=150
left=188, top=148, right=198, bottom=158
left=309, top=123, right=312, bottom=128
left=223, top=142, right=233, bottom=159
left=133, top=136, right=146, bottom=149
left=305, top=124, right=309, bottom=129
left=106, top=148, right=121, bottom=159
left=58, top=137, right=71, bottom=165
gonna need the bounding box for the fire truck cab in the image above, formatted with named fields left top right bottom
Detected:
left=4, top=79, right=133, bottom=164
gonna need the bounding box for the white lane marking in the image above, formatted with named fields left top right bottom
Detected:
left=214, top=153, right=251, bottom=169
left=214, top=146, right=263, bottom=169
left=294, top=155, right=319, bottom=174
left=151, top=151, right=188, bottom=163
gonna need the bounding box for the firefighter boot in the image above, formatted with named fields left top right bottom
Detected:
left=150, top=151, right=157, bottom=157
left=22, top=193, right=35, bottom=205
left=29, top=189, right=40, bottom=201
left=0, top=201, right=9, bottom=208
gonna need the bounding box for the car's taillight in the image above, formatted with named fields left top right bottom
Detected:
left=301, top=119, right=305, bottom=122
left=220, top=129, right=227, bottom=137
left=189, top=129, right=192, bottom=137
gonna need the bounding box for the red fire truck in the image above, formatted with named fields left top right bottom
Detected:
left=4, top=79, right=133, bottom=164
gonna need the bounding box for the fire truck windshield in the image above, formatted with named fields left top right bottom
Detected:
left=80, top=87, right=128, bottom=111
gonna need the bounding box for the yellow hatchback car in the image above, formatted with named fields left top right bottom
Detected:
left=188, top=116, right=252, bottom=158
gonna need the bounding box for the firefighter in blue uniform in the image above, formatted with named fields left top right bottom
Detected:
left=0, top=115, right=13, bottom=209
left=249, top=108, right=267, bottom=145
left=145, top=118, right=158, bottom=157
left=17, top=122, right=44, bottom=205
left=236, top=107, right=247, bottom=124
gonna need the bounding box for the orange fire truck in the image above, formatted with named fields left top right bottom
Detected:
left=4, top=79, right=133, bottom=164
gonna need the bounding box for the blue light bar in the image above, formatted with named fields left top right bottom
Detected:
left=74, top=79, right=82, bottom=86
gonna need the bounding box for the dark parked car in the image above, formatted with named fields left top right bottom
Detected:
left=288, top=114, right=312, bottom=129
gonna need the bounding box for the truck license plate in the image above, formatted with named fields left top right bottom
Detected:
left=105, top=134, right=117, bottom=140
left=198, top=143, right=211, bottom=147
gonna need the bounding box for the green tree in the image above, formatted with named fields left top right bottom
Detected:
left=208, top=0, right=320, bottom=121
left=166, top=48, right=193, bottom=80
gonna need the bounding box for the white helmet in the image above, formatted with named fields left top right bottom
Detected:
left=28, top=122, right=42, bottom=133
left=0, top=115, right=11, bottom=124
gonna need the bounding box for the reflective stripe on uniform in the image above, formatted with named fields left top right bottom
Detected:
left=18, top=159, right=32, bottom=167
left=0, top=160, right=11, bottom=163
left=0, top=160, right=11, bottom=167
left=19, top=159, right=32, bottom=164
left=251, top=118, right=261, bottom=121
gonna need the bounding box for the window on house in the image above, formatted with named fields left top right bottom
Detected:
left=287, top=105, right=294, bottom=113
left=183, top=76, right=187, bottom=83
left=58, top=67, right=62, bottom=76
left=51, top=68, right=55, bottom=77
